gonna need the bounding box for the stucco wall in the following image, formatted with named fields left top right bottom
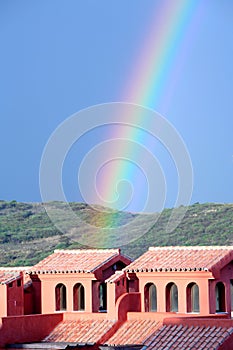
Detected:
left=0, top=313, right=63, bottom=347
left=136, top=271, right=212, bottom=315
left=37, top=273, right=94, bottom=313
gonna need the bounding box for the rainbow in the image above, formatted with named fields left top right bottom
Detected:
left=97, top=1, right=201, bottom=211
left=122, top=0, right=203, bottom=111
left=83, top=1, right=202, bottom=246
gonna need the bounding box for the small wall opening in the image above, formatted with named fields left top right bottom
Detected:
left=166, top=282, right=178, bottom=312
left=187, top=283, right=200, bottom=313
left=144, top=283, right=157, bottom=312
left=55, top=283, right=67, bottom=311
left=73, top=283, right=85, bottom=311
left=215, top=282, right=226, bottom=313
left=99, top=282, right=107, bottom=311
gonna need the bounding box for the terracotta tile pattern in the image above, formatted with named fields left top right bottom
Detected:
left=106, top=320, right=162, bottom=345
left=28, top=249, right=121, bottom=273
left=0, top=267, right=24, bottom=284
left=143, top=324, right=233, bottom=350
left=43, top=319, right=116, bottom=344
left=125, top=246, right=233, bottom=272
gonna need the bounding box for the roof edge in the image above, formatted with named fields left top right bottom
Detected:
left=54, top=248, right=121, bottom=254
left=149, top=246, right=233, bottom=251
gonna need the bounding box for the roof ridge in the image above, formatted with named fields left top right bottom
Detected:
left=54, top=248, right=120, bottom=254
left=0, top=267, right=31, bottom=271
left=149, top=246, right=233, bottom=251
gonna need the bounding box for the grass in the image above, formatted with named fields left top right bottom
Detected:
left=0, top=200, right=232, bottom=266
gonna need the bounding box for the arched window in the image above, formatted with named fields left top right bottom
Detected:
left=73, top=283, right=85, bottom=311
left=187, top=283, right=200, bottom=313
left=166, top=282, right=178, bottom=312
left=99, top=282, right=107, bottom=311
left=144, top=283, right=157, bottom=312
left=215, top=282, right=226, bottom=312
left=55, top=283, right=67, bottom=311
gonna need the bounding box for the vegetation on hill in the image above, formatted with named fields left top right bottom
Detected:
left=0, top=200, right=232, bottom=266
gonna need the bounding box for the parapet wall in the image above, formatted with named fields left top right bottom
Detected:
left=0, top=313, right=63, bottom=347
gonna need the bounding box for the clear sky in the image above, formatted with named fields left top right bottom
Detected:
left=0, top=0, right=233, bottom=211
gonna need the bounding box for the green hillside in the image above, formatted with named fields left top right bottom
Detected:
left=0, top=200, right=232, bottom=266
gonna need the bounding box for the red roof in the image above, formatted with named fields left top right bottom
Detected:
left=106, top=319, right=161, bottom=345
left=28, top=249, right=125, bottom=274
left=125, top=246, right=233, bottom=273
left=0, top=267, right=25, bottom=284
left=143, top=324, right=233, bottom=350
left=43, top=319, right=116, bottom=343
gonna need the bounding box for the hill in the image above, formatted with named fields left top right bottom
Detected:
left=0, top=200, right=232, bottom=266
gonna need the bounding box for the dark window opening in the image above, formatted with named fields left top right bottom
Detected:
left=55, top=283, right=67, bottom=311
left=73, top=283, right=85, bottom=311
left=215, top=282, right=226, bottom=313
left=166, top=282, right=178, bottom=312
left=99, top=282, right=107, bottom=311
left=144, top=283, right=157, bottom=312
left=187, top=283, right=200, bottom=313
left=17, top=279, right=21, bottom=287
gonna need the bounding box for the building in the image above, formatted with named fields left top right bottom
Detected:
left=26, top=249, right=131, bottom=314
left=0, top=246, right=233, bottom=349
left=124, top=246, right=233, bottom=315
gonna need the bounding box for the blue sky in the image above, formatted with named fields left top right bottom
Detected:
left=0, top=0, right=233, bottom=210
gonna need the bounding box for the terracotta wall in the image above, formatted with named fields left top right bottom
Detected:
left=115, top=276, right=127, bottom=302
left=115, top=292, right=141, bottom=321
left=163, top=315, right=232, bottom=327
left=136, top=271, right=212, bottom=315
left=37, top=273, right=94, bottom=313
left=0, top=276, right=24, bottom=317
left=0, top=313, right=63, bottom=347
left=24, top=286, right=33, bottom=315
left=0, top=285, right=7, bottom=317
left=7, top=278, right=24, bottom=316
left=209, top=262, right=233, bottom=314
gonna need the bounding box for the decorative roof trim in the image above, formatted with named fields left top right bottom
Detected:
left=125, top=267, right=209, bottom=273
left=28, top=269, right=92, bottom=275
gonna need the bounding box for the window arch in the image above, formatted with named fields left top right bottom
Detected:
left=144, top=283, right=157, bottom=312
left=99, top=282, right=107, bottom=311
left=187, top=283, right=200, bottom=313
left=166, top=282, right=178, bottom=312
left=73, top=283, right=85, bottom=311
left=215, top=282, right=226, bottom=312
left=55, top=283, right=67, bottom=311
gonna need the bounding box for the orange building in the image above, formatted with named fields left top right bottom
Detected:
left=124, top=246, right=233, bottom=315
left=0, top=246, right=233, bottom=349
left=26, top=249, right=131, bottom=315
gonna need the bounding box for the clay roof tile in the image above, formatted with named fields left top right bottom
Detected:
left=106, top=320, right=162, bottom=346
left=43, top=319, right=116, bottom=343
left=144, top=324, right=233, bottom=350
left=124, top=246, right=233, bottom=273
left=28, top=249, right=126, bottom=274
